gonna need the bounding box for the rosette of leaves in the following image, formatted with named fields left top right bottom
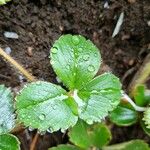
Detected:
left=16, top=34, right=122, bottom=132
left=0, top=0, right=11, bottom=5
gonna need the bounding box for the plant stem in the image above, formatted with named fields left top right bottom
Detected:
left=30, top=132, right=39, bottom=150
left=121, top=91, right=147, bottom=112
left=0, top=47, right=36, bottom=82
left=128, top=53, right=150, bottom=96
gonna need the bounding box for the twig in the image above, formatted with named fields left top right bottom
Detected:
left=128, top=53, right=150, bottom=96
left=30, top=132, right=39, bottom=150
left=0, top=47, right=36, bottom=82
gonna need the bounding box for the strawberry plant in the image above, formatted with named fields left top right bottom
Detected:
left=16, top=34, right=122, bottom=132
left=0, top=34, right=150, bottom=149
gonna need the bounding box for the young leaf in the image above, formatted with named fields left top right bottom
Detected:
left=109, top=105, right=138, bottom=126
left=0, top=0, right=11, bottom=5
left=143, top=107, right=150, bottom=129
left=78, top=73, right=121, bottom=124
left=50, top=34, right=101, bottom=90
left=0, top=85, right=15, bottom=133
left=0, top=134, right=20, bottom=150
left=68, top=120, right=91, bottom=149
left=16, top=81, right=78, bottom=132
left=49, top=145, right=80, bottom=150
left=68, top=120, right=111, bottom=149
left=103, top=140, right=149, bottom=150
left=134, top=85, right=149, bottom=106
left=140, top=120, right=150, bottom=136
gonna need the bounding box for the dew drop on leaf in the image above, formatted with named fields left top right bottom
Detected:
left=72, top=35, right=80, bottom=45
left=88, top=65, right=95, bottom=72
left=28, top=127, right=34, bottom=131
left=83, top=54, right=90, bottom=61
left=86, top=119, right=93, bottom=125
left=51, top=47, right=58, bottom=54
left=47, top=128, right=52, bottom=133
left=39, top=114, right=46, bottom=121
left=78, top=47, right=83, bottom=52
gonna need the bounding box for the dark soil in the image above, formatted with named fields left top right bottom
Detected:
left=0, top=0, right=150, bottom=149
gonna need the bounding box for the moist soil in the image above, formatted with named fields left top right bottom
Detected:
left=0, top=0, right=150, bottom=149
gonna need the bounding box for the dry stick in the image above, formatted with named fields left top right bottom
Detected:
left=128, top=53, right=150, bottom=97
left=0, top=48, right=40, bottom=149
left=0, top=47, right=36, bottom=82
left=0, top=47, right=37, bottom=133
left=30, top=132, right=39, bottom=150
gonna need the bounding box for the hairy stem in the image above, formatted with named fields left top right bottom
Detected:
left=0, top=47, right=36, bottom=82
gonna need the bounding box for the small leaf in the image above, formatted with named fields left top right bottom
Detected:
left=50, top=34, right=101, bottom=90
left=103, top=140, right=149, bottom=150
left=143, top=107, right=150, bottom=129
left=68, top=120, right=91, bottom=149
left=49, top=145, right=80, bottom=150
left=68, top=120, right=111, bottom=149
left=134, top=85, right=149, bottom=106
left=90, top=124, right=112, bottom=148
left=0, top=134, right=20, bottom=150
left=16, top=81, right=78, bottom=132
left=109, top=104, right=138, bottom=126
left=78, top=73, right=122, bottom=124
left=140, top=119, right=150, bottom=136
left=0, top=85, right=15, bottom=133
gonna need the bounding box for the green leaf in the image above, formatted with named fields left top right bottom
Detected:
left=109, top=104, right=138, bottom=126
left=134, top=85, right=148, bottom=106
left=78, top=73, right=122, bottom=124
left=50, top=34, right=101, bottom=90
left=68, top=120, right=111, bottom=149
left=140, top=119, right=150, bottom=136
left=16, top=81, right=78, bottom=132
left=0, top=134, right=20, bottom=150
left=0, top=85, right=15, bottom=133
left=68, top=120, right=91, bottom=149
left=143, top=107, right=150, bottom=129
left=49, top=145, right=80, bottom=150
left=103, top=140, right=149, bottom=150
left=0, top=0, right=10, bottom=5
left=90, top=124, right=112, bottom=148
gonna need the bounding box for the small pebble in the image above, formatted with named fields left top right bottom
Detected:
left=4, top=47, right=12, bottom=54
left=104, top=1, right=109, bottom=9
left=147, top=21, right=150, bottom=27
left=4, top=31, right=19, bottom=39
left=27, top=47, right=33, bottom=57
left=128, top=0, right=136, bottom=3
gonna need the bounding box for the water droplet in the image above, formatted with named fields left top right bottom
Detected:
left=52, top=104, right=57, bottom=110
left=83, top=54, right=90, bottom=61
left=86, top=119, right=93, bottom=125
left=72, top=36, right=80, bottom=45
left=78, top=47, right=83, bottom=52
left=50, top=61, right=55, bottom=65
left=94, top=53, right=97, bottom=57
left=61, top=128, right=66, bottom=133
left=47, top=128, right=52, bottom=133
left=39, top=114, right=46, bottom=121
left=38, top=130, right=46, bottom=135
left=88, top=65, right=95, bottom=72
left=28, top=127, right=34, bottom=132
left=51, top=47, right=58, bottom=54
